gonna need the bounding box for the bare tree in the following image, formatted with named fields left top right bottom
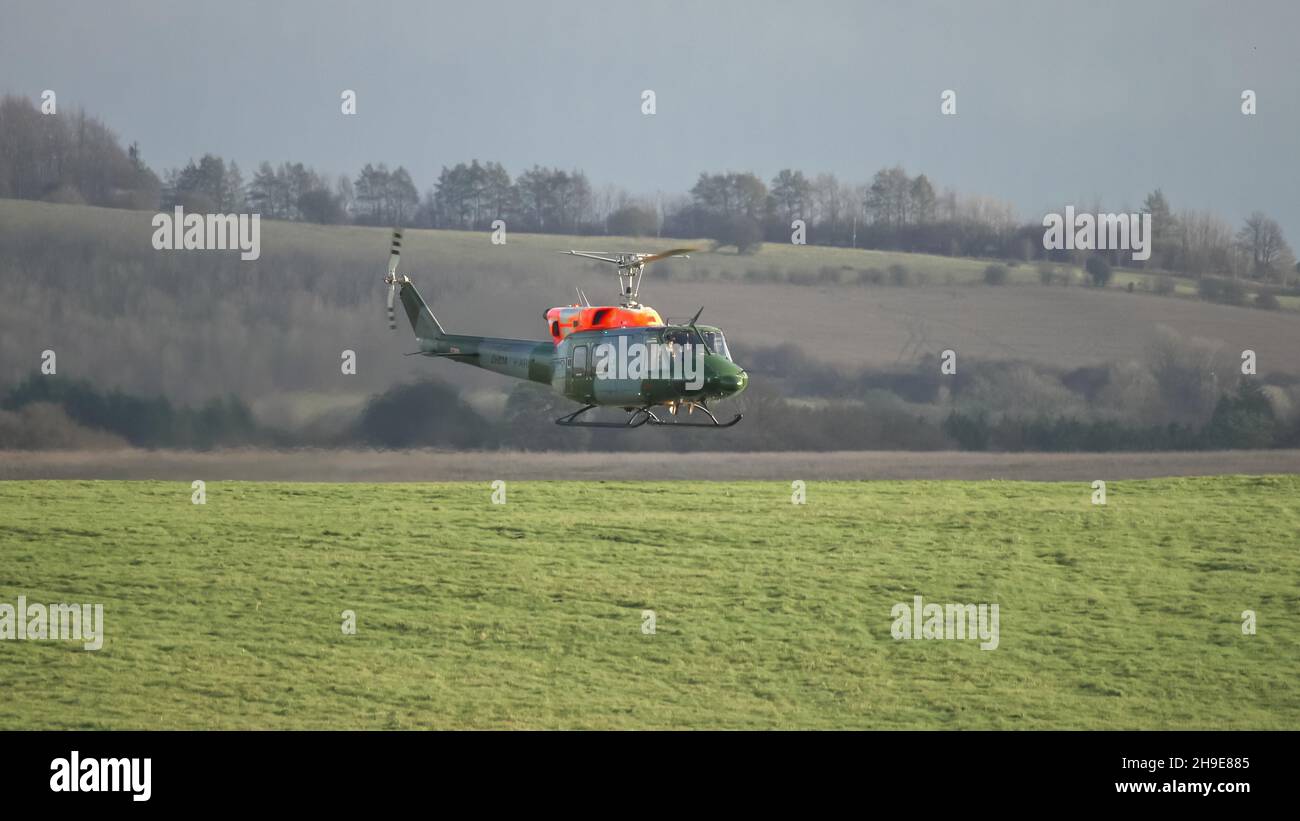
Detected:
left=1236, top=211, right=1294, bottom=281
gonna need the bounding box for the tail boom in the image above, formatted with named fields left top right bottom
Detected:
left=398, top=282, right=552, bottom=385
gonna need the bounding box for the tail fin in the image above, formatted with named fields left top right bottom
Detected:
left=398, top=281, right=445, bottom=340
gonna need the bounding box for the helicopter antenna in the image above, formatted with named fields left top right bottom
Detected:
left=563, top=248, right=694, bottom=307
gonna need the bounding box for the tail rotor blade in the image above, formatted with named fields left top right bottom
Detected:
left=385, top=228, right=402, bottom=332
left=388, top=229, right=403, bottom=277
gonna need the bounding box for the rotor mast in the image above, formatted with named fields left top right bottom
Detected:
left=563, top=248, right=694, bottom=308
left=618, top=254, right=645, bottom=307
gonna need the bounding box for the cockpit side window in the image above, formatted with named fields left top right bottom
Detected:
left=662, top=329, right=691, bottom=347
left=702, top=331, right=731, bottom=361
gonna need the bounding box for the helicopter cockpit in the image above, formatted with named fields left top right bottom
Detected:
left=661, top=328, right=732, bottom=361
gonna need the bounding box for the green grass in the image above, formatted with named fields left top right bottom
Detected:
left=1, top=477, right=1297, bottom=729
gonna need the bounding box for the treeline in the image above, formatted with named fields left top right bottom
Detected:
left=2, top=92, right=1295, bottom=284
left=0, top=95, right=160, bottom=209
left=943, top=382, right=1289, bottom=452
left=1123, top=190, right=1295, bottom=282
left=2, top=374, right=264, bottom=449
left=429, top=161, right=596, bottom=234
left=6, top=375, right=1292, bottom=453
left=668, top=167, right=1020, bottom=257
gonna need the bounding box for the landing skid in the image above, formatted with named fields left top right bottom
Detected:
left=555, top=403, right=742, bottom=429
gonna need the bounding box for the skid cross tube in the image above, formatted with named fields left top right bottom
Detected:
left=648, top=402, right=743, bottom=428
left=555, top=405, right=652, bottom=428
left=554, top=404, right=741, bottom=429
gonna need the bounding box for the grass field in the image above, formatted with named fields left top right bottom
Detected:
left=1, top=477, right=1297, bottom=729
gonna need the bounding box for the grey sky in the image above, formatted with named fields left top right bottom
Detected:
left=2, top=0, right=1298, bottom=236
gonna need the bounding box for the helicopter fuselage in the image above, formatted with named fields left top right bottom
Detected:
left=552, top=324, right=746, bottom=406
left=417, top=322, right=747, bottom=408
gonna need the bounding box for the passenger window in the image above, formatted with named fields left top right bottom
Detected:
left=573, top=345, right=587, bottom=375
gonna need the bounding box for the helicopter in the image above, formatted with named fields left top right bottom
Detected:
left=383, top=231, right=748, bottom=428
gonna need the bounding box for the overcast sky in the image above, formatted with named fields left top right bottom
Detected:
left=3, top=0, right=1298, bottom=235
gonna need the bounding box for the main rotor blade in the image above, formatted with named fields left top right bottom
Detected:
left=564, top=250, right=623, bottom=265
left=638, top=247, right=695, bottom=265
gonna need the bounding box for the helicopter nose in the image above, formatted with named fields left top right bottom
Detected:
left=717, top=369, right=748, bottom=395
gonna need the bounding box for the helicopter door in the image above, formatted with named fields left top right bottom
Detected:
left=569, top=343, right=593, bottom=401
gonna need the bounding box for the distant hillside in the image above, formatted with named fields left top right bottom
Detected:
left=3, top=199, right=1299, bottom=450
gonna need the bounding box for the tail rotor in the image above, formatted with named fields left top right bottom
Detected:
left=385, top=229, right=402, bottom=331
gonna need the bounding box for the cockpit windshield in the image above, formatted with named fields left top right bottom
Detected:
left=701, top=331, right=731, bottom=361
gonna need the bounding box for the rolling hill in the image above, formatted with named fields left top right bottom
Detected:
left=2, top=199, right=1297, bottom=433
